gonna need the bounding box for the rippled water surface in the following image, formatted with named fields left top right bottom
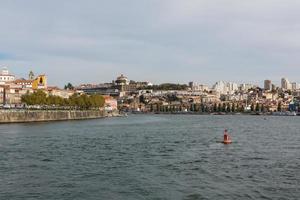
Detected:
left=1, top=115, right=300, bottom=200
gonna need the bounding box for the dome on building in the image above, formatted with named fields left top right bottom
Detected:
left=0, top=67, right=15, bottom=83
left=115, top=74, right=129, bottom=85
left=116, top=74, right=128, bottom=81
left=1, top=67, right=9, bottom=75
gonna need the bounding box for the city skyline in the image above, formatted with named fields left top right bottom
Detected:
left=2, top=66, right=299, bottom=90
left=1, top=1, right=300, bottom=86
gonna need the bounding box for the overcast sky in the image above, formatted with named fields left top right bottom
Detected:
left=1, top=0, right=300, bottom=87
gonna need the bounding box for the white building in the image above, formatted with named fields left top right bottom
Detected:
left=0, top=67, right=15, bottom=85
left=213, top=81, right=238, bottom=94
left=291, top=82, right=298, bottom=91
left=281, top=78, right=292, bottom=90
left=227, top=82, right=238, bottom=92
left=189, top=82, right=209, bottom=92
left=239, top=83, right=255, bottom=91
left=213, top=81, right=226, bottom=94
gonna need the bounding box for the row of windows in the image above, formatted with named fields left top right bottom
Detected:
left=16, top=82, right=32, bottom=85
left=0, top=76, right=15, bottom=81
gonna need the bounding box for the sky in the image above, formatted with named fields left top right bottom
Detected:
left=1, top=0, right=300, bottom=87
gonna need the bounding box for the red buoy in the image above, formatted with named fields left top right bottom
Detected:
left=223, top=129, right=232, bottom=144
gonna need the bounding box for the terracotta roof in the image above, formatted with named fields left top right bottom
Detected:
left=14, top=79, right=33, bottom=84
left=0, top=74, right=15, bottom=77
left=47, top=86, right=60, bottom=91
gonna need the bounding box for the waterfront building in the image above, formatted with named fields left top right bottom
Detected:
left=47, top=87, right=75, bottom=99
left=14, top=74, right=47, bottom=90
left=32, top=75, right=47, bottom=90
left=0, top=83, right=33, bottom=104
left=201, top=94, right=220, bottom=103
left=264, top=80, right=272, bottom=91
left=14, top=78, right=33, bottom=88
left=104, top=96, right=118, bottom=111
left=263, top=92, right=278, bottom=101
left=0, top=67, right=15, bottom=85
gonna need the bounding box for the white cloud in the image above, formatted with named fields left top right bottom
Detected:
left=1, top=0, right=300, bottom=86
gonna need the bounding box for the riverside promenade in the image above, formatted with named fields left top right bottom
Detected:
left=0, top=109, right=120, bottom=123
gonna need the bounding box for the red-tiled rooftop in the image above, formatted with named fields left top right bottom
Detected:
left=14, top=79, right=33, bottom=84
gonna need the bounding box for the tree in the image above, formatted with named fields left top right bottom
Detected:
left=226, top=103, right=231, bottom=112
left=213, top=103, right=217, bottom=112
left=256, top=103, right=260, bottom=112
left=241, top=105, right=245, bottom=112
left=204, top=105, right=209, bottom=113
left=150, top=104, right=153, bottom=112
left=277, top=102, right=282, bottom=112
left=232, top=103, right=236, bottom=112
left=200, top=103, right=205, bottom=112
left=217, top=103, right=222, bottom=112
left=29, top=71, right=35, bottom=80
left=64, top=83, right=74, bottom=90
left=222, top=103, right=226, bottom=112
left=21, top=91, right=104, bottom=110
left=251, top=103, right=255, bottom=112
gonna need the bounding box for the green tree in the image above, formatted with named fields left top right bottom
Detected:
left=222, top=103, right=226, bottom=112
left=200, top=103, right=205, bottom=112
left=217, top=103, right=222, bottom=112
left=21, top=91, right=105, bottom=110
left=256, top=103, right=260, bottom=112
left=29, top=71, right=35, bottom=80
left=232, top=103, right=236, bottom=112
left=64, top=83, right=74, bottom=90
left=277, top=102, right=282, bottom=112
left=213, top=103, right=217, bottom=112
left=241, top=105, right=245, bottom=112
left=251, top=103, right=255, bottom=112
left=226, top=103, right=231, bottom=112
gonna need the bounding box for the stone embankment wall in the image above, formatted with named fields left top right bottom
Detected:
left=0, top=110, right=120, bottom=123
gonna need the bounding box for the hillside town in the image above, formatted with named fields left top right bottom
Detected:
left=1, top=67, right=300, bottom=115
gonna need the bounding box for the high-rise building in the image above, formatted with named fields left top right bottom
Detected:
left=292, top=82, right=298, bottom=91
left=239, top=83, right=255, bottom=91
left=271, top=84, right=276, bottom=91
left=213, top=81, right=238, bottom=94
left=281, top=78, right=291, bottom=90
left=189, top=82, right=194, bottom=88
left=264, top=80, right=272, bottom=91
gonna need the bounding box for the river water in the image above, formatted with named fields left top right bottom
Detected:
left=0, top=115, right=299, bottom=200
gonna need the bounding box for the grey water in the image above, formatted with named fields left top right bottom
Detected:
left=0, top=115, right=299, bottom=200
